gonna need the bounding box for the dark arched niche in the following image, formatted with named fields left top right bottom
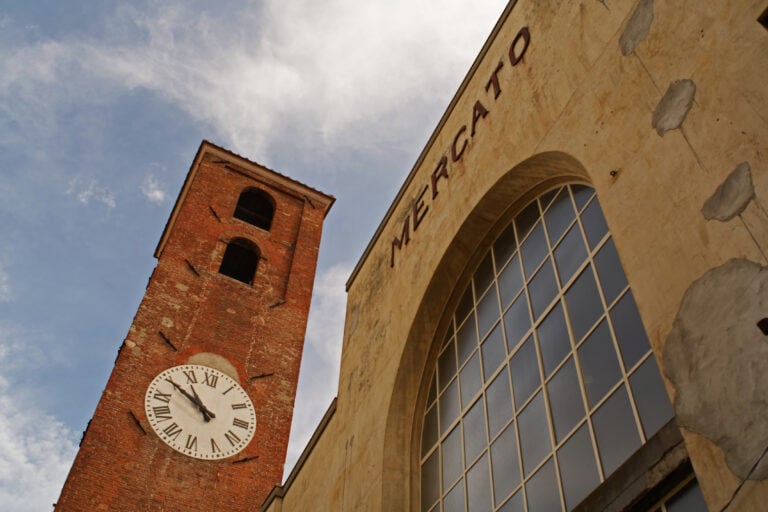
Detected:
left=380, top=151, right=590, bottom=511
left=234, top=188, right=275, bottom=230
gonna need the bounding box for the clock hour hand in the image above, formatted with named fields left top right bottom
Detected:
left=165, top=378, right=214, bottom=422
left=190, top=384, right=216, bottom=421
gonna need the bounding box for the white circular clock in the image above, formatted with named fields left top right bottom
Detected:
left=144, top=364, right=256, bottom=460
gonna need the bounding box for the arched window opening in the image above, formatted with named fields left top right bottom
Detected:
left=219, top=238, right=259, bottom=285
left=419, top=184, right=675, bottom=512
left=234, top=188, right=275, bottom=231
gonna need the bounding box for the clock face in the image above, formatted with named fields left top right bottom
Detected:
left=144, top=364, right=256, bottom=460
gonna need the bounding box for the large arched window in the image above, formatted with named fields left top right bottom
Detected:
left=234, top=188, right=275, bottom=231
left=419, top=184, right=674, bottom=511
left=219, top=238, right=259, bottom=285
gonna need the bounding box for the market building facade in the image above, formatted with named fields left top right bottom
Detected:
left=263, top=1, right=768, bottom=510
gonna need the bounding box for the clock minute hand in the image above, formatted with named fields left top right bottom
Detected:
left=190, top=384, right=216, bottom=421
left=165, top=378, right=213, bottom=421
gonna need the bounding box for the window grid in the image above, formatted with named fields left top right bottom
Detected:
left=420, top=184, right=673, bottom=512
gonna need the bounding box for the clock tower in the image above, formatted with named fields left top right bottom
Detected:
left=55, top=141, right=334, bottom=511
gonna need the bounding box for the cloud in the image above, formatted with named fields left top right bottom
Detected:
left=0, top=0, right=507, bottom=162
left=284, top=262, right=350, bottom=477
left=0, top=327, right=78, bottom=512
left=140, top=174, right=167, bottom=204
left=66, top=176, right=116, bottom=209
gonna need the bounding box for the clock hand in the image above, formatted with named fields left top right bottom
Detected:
left=190, top=384, right=216, bottom=421
left=164, top=378, right=213, bottom=422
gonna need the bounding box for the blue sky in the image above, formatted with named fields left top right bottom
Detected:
left=0, top=1, right=507, bottom=508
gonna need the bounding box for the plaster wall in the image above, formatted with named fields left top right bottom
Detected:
left=265, top=1, right=768, bottom=510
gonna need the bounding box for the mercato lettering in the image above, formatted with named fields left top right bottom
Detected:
left=390, top=26, right=531, bottom=268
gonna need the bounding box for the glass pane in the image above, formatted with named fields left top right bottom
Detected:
left=629, top=357, right=674, bottom=439
left=504, top=291, right=531, bottom=351
left=474, top=252, right=496, bottom=297
left=464, top=398, right=488, bottom=466
left=486, top=368, right=513, bottom=438
left=544, top=187, right=576, bottom=245
left=456, top=285, right=474, bottom=324
left=581, top=198, right=609, bottom=249
left=565, top=266, right=603, bottom=342
left=557, top=423, right=599, bottom=511
left=422, top=404, right=438, bottom=457
left=456, top=313, right=478, bottom=367
left=521, top=222, right=548, bottom=278
left=537, top=300, right=571, bottom=377
left=491, top=421, right=521, bottom=506
left=540, top=187, right=560, bottom=212
left=443, top=324, right=454, bottom=348
left=578, top=320, right=622, bottom=408
left=498, top=490, right=525, bottom=512
left=499, top=254, right=523, bottom=309
left=460, top=351, right=482, bottom=409
left=494, top=224, right=517, bottom=270
left=477, top=284, right=500, bottom=339
left=438, top=340, right=457, bottom=392
left=428, top=375, right=437, bottom=406
left=510, top=335, right=539, bottom=409
left=554, top=224, right=587, bottom=286
left=666, top=479, right=707, bottom=512
left=529, top=258, right=558, bottom=320
left=547, top=358, right=585, bottom=443
left=421, top=450, right=440, bottom=511
left=482, top=323, right=506, bottom=381
left=592, top=385, right=641, bottom=476
left=467, top=453, right=492, bottom=512
left=518, top=391, right=551, bottom=476
left=443, top=424, right=463, bottom=489
left=593, top=238, right=627, bottom=305
left=444, top=479, right=465, bottom=512
left=440, top=379, right=460, bottom=435
left=525, top=458, right=560, bottom=512
left=515, top=200, right=540, bottom=240
left=571, top=184, right=594, bottom=211
left=611, top=291, right=651, bottom=370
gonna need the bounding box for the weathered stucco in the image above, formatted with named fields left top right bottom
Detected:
left=664, top=258, right=768, bottom=481
left=652, top=79, right=696, bottom=136
left=702, top=162, right=755, bottom=222
left=619, top=0, right=654, bottom=56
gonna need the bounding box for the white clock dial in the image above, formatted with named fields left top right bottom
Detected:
left=144, top=364, right=256, bottom=460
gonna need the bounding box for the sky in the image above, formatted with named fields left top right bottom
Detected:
left=0, top=0, right=508, bottom=509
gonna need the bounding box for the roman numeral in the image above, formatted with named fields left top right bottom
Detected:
left=185, top=435, right=198, bottom=451
left=222, top=385, right=234, bottom=395
left=231, top=403, right=247, bottom=410
left=152, top=405, right=172, bottom=422
left=211, top=438, right=221, bottom=453
left=224, top=430, right=241, bottom=447
left=162, top=422, right=183, bottom=441
left=183, top=370, right=197, bottom=384
left=203, top=373, right=218, bottom=388
left=153, top=391, right=172, bottom=403
left=232, top=418, right=249, bottom=429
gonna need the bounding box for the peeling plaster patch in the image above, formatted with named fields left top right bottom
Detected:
left=186, top=352, right=240, bottom=382
left=664, top=258, right=768, bottom=480
left=620, top=0, right=654, bottom=55
left=652, top=79, right=696, bottom=136
left=702, top=162, right=754, bottom=221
